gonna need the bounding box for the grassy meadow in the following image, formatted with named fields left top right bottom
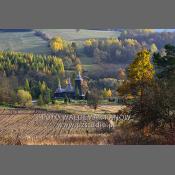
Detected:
left=35, top=29, right=120, bottom=41
left=0, top=31, right=51, bottom=54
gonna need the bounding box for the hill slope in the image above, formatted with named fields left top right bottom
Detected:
left=0, top=30, right=51, bottom=54
left=0, top=29, right=120, bottom=55
left=36, top=29, right=120, bottom=41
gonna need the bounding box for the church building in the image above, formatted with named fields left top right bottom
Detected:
left=54, top=72, right=85, bottom=99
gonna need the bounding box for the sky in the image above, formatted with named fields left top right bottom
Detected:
left=156, top=29, right=175, bottom=32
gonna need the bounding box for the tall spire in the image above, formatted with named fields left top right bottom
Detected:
left=76, top=71, right=82, bottom=80
left=56, top=79, right=62, bottom=92
left=55, top=79, right=63, bottom=93
left=68, top=77, right=71, bottom=85
left=66, top=77, right=73, bottom=92
left=58, top=79, right=61, bottom=89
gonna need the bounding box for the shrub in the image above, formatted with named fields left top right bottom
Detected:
left=87, top=89, right=100, bottom=110
left=17, top=89, right=32, bottom=107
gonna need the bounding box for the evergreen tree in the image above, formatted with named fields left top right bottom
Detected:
left=43, top=88, right=51, bottom=104
left=24, top=79, right=30, bottom=92
left=75, top=86, right=79, bottom=99
left=153, top=44, right=175, bottom=79
left=38, top=95, right=44, bottom=106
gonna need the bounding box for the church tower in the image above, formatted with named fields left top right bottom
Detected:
left=75, top=72, right=84, bottom=99
left=57, top=79, right=62, bottom=92
left=66, top=78, right=74, bottom=92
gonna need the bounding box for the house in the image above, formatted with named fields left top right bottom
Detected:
left=54, top=72, right=85, bottom=99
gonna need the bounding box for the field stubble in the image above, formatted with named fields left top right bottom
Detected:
left=0, top=107, right=119, bottom=145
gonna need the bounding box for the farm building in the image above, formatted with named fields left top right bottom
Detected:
left=54, top=72, right=85, bottom=99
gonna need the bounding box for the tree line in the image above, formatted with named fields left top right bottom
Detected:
left=0, top=51, right=64, bottom=76
left=50, top=36, right=82, bottom=72
left=83, top=37, right=158, bottom=64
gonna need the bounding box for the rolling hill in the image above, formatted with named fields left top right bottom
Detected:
left=36, top=29, right=120, bottom=41
left=0, top=29, right=121, bottom=75
left=0, top=29, right=120, bottom=55
left=0, top=30, right=51, bottom=54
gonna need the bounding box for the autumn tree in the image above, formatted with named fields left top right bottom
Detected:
left=52, top=56, right=65, bottom=75
left=121, top=45, right=175, bottom=131
left=81, top=79, right=89, bottom=95
left=117, top=68, right=126, bottom=80
left=102, top=88, right=112, bottom=98
left=84, top=39, right=97, bottom=57
left=17, top=89, right=32, bottom=107
left=150, top=43, right=158, bottom=54
left=84, top=39, right=96, bottom=46
left=50, top=36, right=78, bottom=59
left=118, top=49, right=158, bottom=129
left=124, top=38, right=139, bottom=47
left=127, top=48, right=154, bottom=96
left=75, top=64, right=83, bottom=73
left=50, top=37, right=64, bottom=53
left=118, top=48, right=154, bottom=111
left=106, top=37, right=122, bottom=46
left=0, top=51, right=65, bottom=76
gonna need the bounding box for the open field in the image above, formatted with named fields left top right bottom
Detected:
left=0, top=106, right=124, bottom=145
left=46, top=103, right=125, bottom=115
left=36, top=29, right=120, bottom=41
left=0, top=106, right=174, bottom=145
left=0, top=31, right=51, bottom=54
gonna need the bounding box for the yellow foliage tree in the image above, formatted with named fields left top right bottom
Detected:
left=137, top=29, right=155, bottom=34
left=64, top=79, right=68, bottom=85
left=107, top=89, right=112, bottom=97
left=127, top=48, right=155, bottom=109
left=102, top=88, right=112, bottom=98
left=118, top=49, right=154, bottom=107
left=39, top=81, right=47, bottom=95
left=128, top=48, right=154, bottom=84
left=150, top=43, right=158, bottom=54
left=124, top=38, right=139, bottom=46
left=106, top=37, right=121, bottom=46
left=75, top=64, right=82, bottom=73
left=52, top=56, right=65, bottom=75
left=17, top=89, right=32, bottom=107
left=84, top=39, right=96, bottom=46
left=50, top=37, right=65, bottom=52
